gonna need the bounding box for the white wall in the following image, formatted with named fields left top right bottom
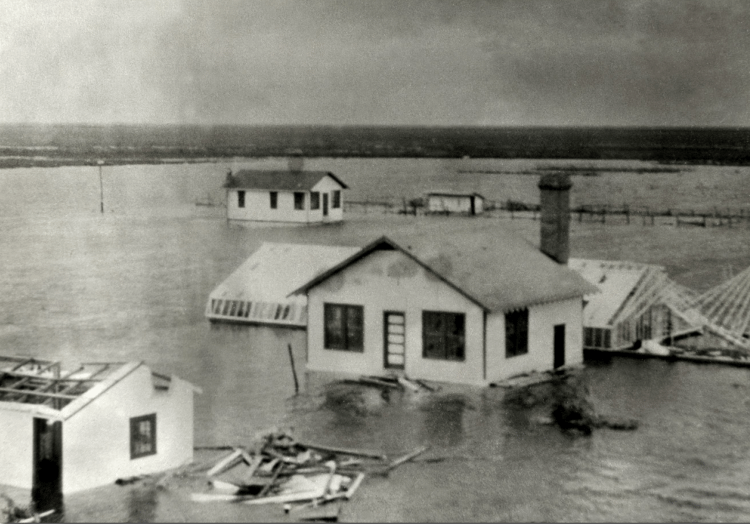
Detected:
left=226, top=175, right=345, bottom=223
left=486, top=297, right=584, bottom=383
left=307, top=249, right=486, bottom=385
left=427, top=195, right=472, bottom=214
left=0, top=408, right=33, bottom=489
left=63, top=366, right=194, bottom=493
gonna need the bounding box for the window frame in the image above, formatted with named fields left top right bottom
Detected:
left=422, top=310, right=466, bottom=362
left=332, top=190, right=341, bottom=209
left=130, top=413, right=157, bottom=459
left=505, top=308, right=529, bottom=358
left=311, top=192, right=320, bottom=210
left=237, top=190, right=245, bottom=208
left=294, top=192, right=306, bottom=210
left=324, top=303, right=364, bottom=352
left=269, top=191, right=278, bottom=209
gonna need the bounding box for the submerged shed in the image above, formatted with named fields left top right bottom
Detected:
left=0, top=355, right=200, bottom=495
left=206, top=242, right=360, bottom=327
left=569, top=258, right=699, bottom=350
left=425, top=191, right=485, bottom=216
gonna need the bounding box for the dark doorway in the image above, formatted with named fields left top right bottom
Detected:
left=323, top=193, right=329, bottom=217
left=553, top=324, right=566, bottom=368
left=470, top=196, right=476, bottom=216
left=32, top=418, right=63, bottom=515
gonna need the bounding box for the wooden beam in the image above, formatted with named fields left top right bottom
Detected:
left=0, top=387, right=78, bottom=400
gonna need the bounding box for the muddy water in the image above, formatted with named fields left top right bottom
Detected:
left=1, top=163, right=750, bottom=522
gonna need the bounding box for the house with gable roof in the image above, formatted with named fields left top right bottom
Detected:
left=291, top=174, right=599, bottom=386
left=223, top=169, right=349, bottom=224
left=0, top=355, right=200, bottom=496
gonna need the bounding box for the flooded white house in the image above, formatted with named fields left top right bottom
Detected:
left=292, top=174, right=598, bottom=386
left=425, top=191, right=485, bottom=215
left=0, top=356, right=200, bottom=495
left=223, top=169, right=348, bottom=224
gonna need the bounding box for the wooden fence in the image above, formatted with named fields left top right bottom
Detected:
left=344, top=199, right=750, bottom=228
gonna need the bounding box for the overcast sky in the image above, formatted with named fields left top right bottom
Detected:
left=2, top=0, right=749, bottom=126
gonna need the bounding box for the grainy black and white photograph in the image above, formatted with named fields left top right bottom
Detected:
left=1, top=0, right=750, bottom=522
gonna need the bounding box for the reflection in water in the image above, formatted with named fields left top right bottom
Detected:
left=420, top=394, right=468, bottom=447
left=126, top=486, right=157, bottom=524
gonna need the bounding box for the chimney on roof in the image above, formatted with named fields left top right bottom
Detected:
left=538, top=172, right=572, bottom=264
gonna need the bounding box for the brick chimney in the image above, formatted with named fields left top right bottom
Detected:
left=538, top=173, right=572, bottom=264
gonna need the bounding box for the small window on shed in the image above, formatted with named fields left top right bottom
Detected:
left=294, top=192, right=305, bottom=210
left=270, top=191, right=278, bottom=209
left=130, top=414, right=157, bottom=459
left=332, top=190, right=341, bottom=209
left=311, top=192, right=320, bottom=210
left=237, top=191, right=245, bottom=208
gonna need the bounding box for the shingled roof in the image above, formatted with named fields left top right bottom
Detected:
left=224, top=170, right=348, bottom=191
left=292, top=228, right=599, bottom=313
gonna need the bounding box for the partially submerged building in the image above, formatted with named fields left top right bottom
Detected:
left=291, top=174, right=598, bottom=386
left=224, top=170, right=348, bottom=224
left=206, top=242, right=359, bottom=327
left=568, top=259, right=700, bottom=351
left=425, top=191, right=485, bottom=216
left=0, top=356, right=200, bottom=494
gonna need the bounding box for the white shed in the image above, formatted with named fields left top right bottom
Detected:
left=0, top=356, right=200, bottom=497
left=292, top=230, right=598, bottom=386
left=224, top=170, right=349, bottom=224
left=206, top=242, right=359, bottom=327
left=425, top=191, right=484, bottom=215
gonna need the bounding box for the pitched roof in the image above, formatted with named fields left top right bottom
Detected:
left=568, top=258, right=665, bottom=327
left=292, top=229, right=599, bottom=313
left=224, top=170, right=348, bottom=191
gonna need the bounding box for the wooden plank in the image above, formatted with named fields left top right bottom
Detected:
left=385, top=445, right=430, bottom=473
left=241, top=453, right=264, bottom=486
left=0, top=387, right=78, bottom=400
left=345, top=472, right=365, bottom=500
left=206, top=448, right=244, bottom=477
left=296, top=441, right=387, bottom=460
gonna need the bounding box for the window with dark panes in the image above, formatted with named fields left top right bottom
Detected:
left=422, top=311, right=465, bottom=361
left=505, top=308, right=528, bottom=357
left=324, top=303, right=364, bottom=351
left=332, top=190, right=341, bottom=209
left=311, top=192, right=320, bottom=210
left=238, top=191, right=245, bottom=208
left=270, top=191, right=278, bottom=209
left=294, top=192, right=305, bottom=210
left=130, top=413, right=156, bottom=459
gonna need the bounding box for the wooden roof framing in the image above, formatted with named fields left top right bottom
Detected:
left=0, top=357, right=119, bottom=409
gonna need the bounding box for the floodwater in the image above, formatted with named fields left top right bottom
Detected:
left=2, top=160, right=750, bottom=522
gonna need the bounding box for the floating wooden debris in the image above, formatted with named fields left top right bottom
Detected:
left=382, top=445, right=430, bottom=475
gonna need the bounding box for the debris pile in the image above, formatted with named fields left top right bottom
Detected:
left=190, top=428, right=429, bottom=521
left=1, top=494, right=55, bottom=523
left=343, top=375, right=438, bottom=393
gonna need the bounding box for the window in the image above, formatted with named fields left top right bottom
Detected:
left=505, top=309, right=528, bottom=357
left=294, top=192, right=305, bottom=210
left=130, top=414, right=156, bottom=459
left=332, top=190, right=341, bottom=209
left=324, top=303, right=364, bottom=351
left=269, top=191, right=278, bottom=209
left=311, top=192, right=320, bottom=210
left=422, top=311, right=465, bottom=361
left=237, top=191, right=245, bottom=208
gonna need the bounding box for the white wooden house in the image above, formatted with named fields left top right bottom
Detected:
left=0, top=356, right=200, bottom=495
left=224, top=170, right=348, bottom=224
left=569, top=259, right=700, bottom=351
left=291, top=230, right=598, bottom=386
left=425, top=191, right=484, bottom=215
left=206, top=242, right=359, bottom=327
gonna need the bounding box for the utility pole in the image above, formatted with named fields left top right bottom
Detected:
left=97, top=160, right=104, bottom=214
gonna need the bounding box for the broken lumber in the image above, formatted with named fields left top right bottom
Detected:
left=413, top=379, right=438, bottom=392
left=296, top=441, right=387, bottom=461
left=385, top=445, right=430, bottom=473
left=345, top=472, right=365, bottom=500
left=358, top=376, right=401, bottom=389
left=206, top=448, right=245, bottom=477
left=397, top=376, right=421, bottom=392
left=241, top=454, right=264, bottom=485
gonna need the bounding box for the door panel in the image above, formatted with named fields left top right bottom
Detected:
left=554, top=324, right=565, bottom=368
left=384, top=312, right=406, bottom=369
left=32, top=418, right=63, bottom=513
left=323, top=193, right=329, bottom=217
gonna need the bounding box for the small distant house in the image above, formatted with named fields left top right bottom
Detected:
left=569, top=259, right=700, bottom=351
left=0, top=356, right=200, bottom=495
left=206, top=242, right=359, bottom=327
left=224, top=170, right=349, bottom=224
left=425, top=191, right=484, bottom=216
left=291, top=230, right=597, bottom=386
